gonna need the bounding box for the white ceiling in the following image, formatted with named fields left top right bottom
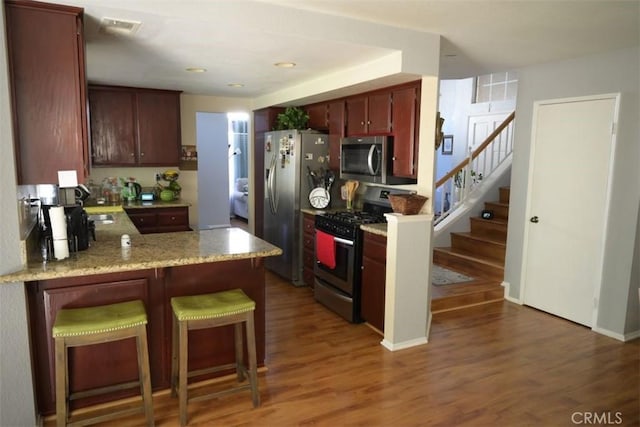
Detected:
left=62, top=0, right=639, bottom=103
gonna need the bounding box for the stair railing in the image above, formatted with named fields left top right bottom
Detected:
left=434, top=111, right=515, bottom=225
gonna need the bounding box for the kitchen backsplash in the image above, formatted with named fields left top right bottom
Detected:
left=88, top=167, right=178, bottom=188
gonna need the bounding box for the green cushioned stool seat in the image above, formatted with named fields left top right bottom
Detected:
left=171, top=289, right=255, bottom=321
left=53, top=300, right=148, bottom=337
left=171, top=288, right=259, bottom=426
left=53, top=300, right=154, bottom=427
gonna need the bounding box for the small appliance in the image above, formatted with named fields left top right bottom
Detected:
left=340, top=135, right=417, bottom=185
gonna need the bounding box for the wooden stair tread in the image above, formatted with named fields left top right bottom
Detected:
left=431, top=279, right=504, bottom=313
left=434, top=247, right=504, bottom=268
left=452, top=231, right=506, bottom=246
left=470, top=217, right=507, bottom=226
left=485, top=201, right=509, bottom=208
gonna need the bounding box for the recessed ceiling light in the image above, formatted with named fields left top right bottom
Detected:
left=274, top=62, right=296, bottom=68
left=228, top=83, right=244, bottom=88
left=443, top=54, right=457, bottom=58
left=185, top=67, right=207, bottom=73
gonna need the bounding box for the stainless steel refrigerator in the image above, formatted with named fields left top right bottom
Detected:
left=264, top=129, right=329, bottom=285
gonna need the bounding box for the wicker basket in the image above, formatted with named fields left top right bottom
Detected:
left=388, top=194, right=428, bottom=215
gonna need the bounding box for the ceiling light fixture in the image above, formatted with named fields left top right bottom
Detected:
left=99, top=17, right=142, bottom=35
left=228, top=83, right=244, bottom=88
left=185, top=67, right=207, bottom=73
left=274, top=62, right=296, bottom=68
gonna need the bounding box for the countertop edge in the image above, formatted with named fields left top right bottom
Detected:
left=0, top=248, right=282, bottom=284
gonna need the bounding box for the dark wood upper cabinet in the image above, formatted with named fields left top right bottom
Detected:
left=89, top=85, right=181, bottom=167
left=391, top=84, right=420, bottom=178
left=306, top=103, right=329, bottom=130
left=345, top=92, right=392, bottom=136
left=5, top=0, right=89, bottom=184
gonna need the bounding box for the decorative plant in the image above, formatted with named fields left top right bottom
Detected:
left=274, top=106, right=309, bottom=130
left=454, top=169, right=483, bottom=188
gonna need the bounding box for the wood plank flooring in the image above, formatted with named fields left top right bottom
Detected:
left=46, top=271, right=639, bottom=426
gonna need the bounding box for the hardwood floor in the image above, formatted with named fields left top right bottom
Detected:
left=46, top=271, right=639, bottom=426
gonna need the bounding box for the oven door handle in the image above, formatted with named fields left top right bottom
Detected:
left=334, top=236, right=354, bottom=246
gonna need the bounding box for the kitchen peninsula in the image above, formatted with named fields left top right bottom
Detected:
left=0, top=211, right=282, bottom=416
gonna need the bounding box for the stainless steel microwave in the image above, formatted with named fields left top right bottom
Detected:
left=339, top=135, right=416, bottom=185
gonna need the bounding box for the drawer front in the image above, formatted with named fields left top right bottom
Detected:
left=157, top=208, right=188, bottom=226
left=129, top=212, right=157, bottom=228
left=303, top=214, right=315, bottom=234
left=303, top=267, right=315, bottom=288
left=363, top=232, right=387, bottom=261
left=303, top=247, right=315, bottom=268
left=302, top=233, right=314, bottom=250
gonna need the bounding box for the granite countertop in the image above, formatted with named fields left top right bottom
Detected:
left=360, top=223, right=387, bottom=237
left=85, top=199, right=191, bottom=211
left=0, top=207, right=282, bottom=284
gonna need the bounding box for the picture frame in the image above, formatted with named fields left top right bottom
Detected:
left=441, top=135, right=453, bottom=155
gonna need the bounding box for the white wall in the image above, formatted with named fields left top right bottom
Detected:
left=0, top=6, right=38, bottom=425
left=505, top=47, right=640, bottom=337
left=179, top=94, right=252, bottom=229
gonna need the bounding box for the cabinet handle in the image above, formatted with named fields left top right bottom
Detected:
left=360, top=121, right=365, bottom=126
left=361, top=266, right=364, bottom=270
left=140, top=152, right=145, bottom=157
left=130, top=153, right=135, bottom=157
left=140, top=218, right=144, bottom=222
left=171, top=216, right=176, bottom=221
left=392, top=157, right=396, bottom=161
left=367, top=120, right=371, bottom=125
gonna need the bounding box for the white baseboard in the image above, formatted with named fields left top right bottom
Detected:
left=381, top=336, right=428, bottom=351
left=592, top=326, right=640, bottom=342
left=501, top=281, right=522, bottom=304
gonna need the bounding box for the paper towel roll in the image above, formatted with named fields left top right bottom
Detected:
left=53, top=238, right=69, bottom=260
left=49, top=206, right=67, bottom=240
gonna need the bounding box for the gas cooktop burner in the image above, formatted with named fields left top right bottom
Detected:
left=322, top=210, right=386, bottom=225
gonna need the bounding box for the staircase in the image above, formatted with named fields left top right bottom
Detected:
left=431, top=186, right=510, bottom=313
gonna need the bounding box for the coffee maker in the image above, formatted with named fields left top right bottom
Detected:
left=39, top=184, right=95, bottom=258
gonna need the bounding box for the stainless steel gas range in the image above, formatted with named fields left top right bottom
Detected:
left=313, top=186, right=411, bottom=323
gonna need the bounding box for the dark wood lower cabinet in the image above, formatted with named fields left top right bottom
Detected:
left=360, top=232, right=387, bottom=332
left=27, top=259, right=265, bottom=416
left=125, top=206, right=190, bottom=234
left=302, top=213, right=316, bottom=288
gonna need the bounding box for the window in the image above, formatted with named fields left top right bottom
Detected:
left=474, top=71, right=518, bottom=104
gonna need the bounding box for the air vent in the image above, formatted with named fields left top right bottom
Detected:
left=99, top=17, right=141, bottom=35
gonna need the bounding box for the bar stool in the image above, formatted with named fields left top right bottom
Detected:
left=171, top=289, right=259, bottom=426
left=52, top=300, right=154, bottom=427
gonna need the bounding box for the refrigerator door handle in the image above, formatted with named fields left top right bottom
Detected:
left=268, top=153, right=278, bottom=214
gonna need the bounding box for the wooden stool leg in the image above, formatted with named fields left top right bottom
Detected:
left=171, top=314, right=179, bottom=397
left=245, top=313, right=260, bottom=407
left=136, top=325, right=155, bottom=427
left=234, top=323, right=245, bottom=382
left=54, top=338, right=68, bottom=427
left=178, top=320, right=189, bottom=427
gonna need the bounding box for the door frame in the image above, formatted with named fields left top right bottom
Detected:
left=519, top=92, right=620, bottom=329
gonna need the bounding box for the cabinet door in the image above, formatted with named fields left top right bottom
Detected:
left=327, top=100, right=345, bottom=170
left=361, top=232, right=387, bottom=332
left=136, top=91, right=181, bottom=166
left=89, top=88, right=137, bottom=165
left=391, top=86, right=419, bottom=178
left=367, top=91, right=392, bottom=134
left=306, top=103, right=328, bottom=130
left=6, top=2, right=89, bottom=184
left=30, top=277, right=151, bottom=414
left=345, top=96, right=367, bottom=136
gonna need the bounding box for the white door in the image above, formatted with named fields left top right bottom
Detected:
left=522, top=94, right=618, bottom=327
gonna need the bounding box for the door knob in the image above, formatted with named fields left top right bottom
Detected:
left=530, top=216, right=539, bottom=223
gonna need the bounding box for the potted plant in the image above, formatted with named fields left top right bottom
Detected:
left=274, top=106, right=309, bottom=130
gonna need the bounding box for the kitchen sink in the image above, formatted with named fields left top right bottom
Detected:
left=88, top=214, right=114, bottom=225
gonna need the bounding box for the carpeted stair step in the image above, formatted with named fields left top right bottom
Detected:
left=433, top=247, right=504, bottom=280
